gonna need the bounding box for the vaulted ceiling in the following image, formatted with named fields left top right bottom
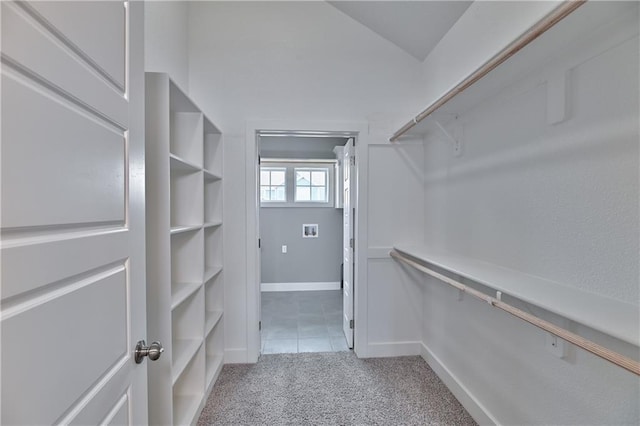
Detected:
left=327, top=1, right=472, bottom=61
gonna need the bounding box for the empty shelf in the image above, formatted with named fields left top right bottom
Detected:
left=394, top=245, right=640, bottom=346
left=205, top=310, right=223, bottom=336
left=172, top=338, right=203, bottom=385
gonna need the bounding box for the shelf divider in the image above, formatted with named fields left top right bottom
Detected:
left=205, top=310, right=223, bottom=336
left=172, top=338, right=203, bottom=386
left=171, top=282, right=202, bottom=311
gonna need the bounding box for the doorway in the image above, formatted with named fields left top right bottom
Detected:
left=256, top=132, right=356, bottom=354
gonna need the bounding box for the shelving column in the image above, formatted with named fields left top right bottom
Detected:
left=146, top=72, right=224, bottom=426
left=203, top=117, right=224, bottom=393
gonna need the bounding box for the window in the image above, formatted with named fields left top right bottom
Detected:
left=260, top=168, right=286, bottom=202
left=260, top=161, right=334, bottom=207
left=295, top=169, right=328, bottom=203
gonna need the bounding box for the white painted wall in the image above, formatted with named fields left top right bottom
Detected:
left=187, top=1, right=425, bottom=361
left=415, top=2, right=639, bottom=424
left=363, top=138, right=426, bottom=357
left=188, top=1, right=423, bottom=136
left=144, top=1, right=189, bottom=90
left=412, top=1, right=563, bottom=118
left=219, top=134, right=248, bottom=362
left=185, top=9, right=640, bottom=425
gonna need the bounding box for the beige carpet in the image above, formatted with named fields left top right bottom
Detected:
left=198, top=352, right=476, bottom=425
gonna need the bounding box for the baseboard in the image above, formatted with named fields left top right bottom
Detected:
left=224, top=348, right=251, bottom=364
left=261, top=282, right=341, bottom=292
left=420, top=342, right=497, bottom=426
left=362, top=341, right=422, bottom=358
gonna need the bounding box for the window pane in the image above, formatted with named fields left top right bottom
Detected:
left=311, top=187, right=326, bottom=201
left=296, top=186, right=310, bottom=201
left=260, top=171, right=270, bottom=185
left=271, top=171, right=285, bottom=186
left=311, top=171, right=326, bottom=186
left=260, top=187, right=270, bottom=201
left=296, top=171, right=310, bottom=185
left=274, top=186, right=286, bottom=201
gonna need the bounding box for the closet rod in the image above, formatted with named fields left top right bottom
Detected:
left=389, top=249, right=640, bottom=376
left=389, top=0, right=585, bottom=142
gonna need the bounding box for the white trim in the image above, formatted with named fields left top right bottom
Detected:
left=246, top=125, right=261, bottom=363
left=353, top=133, right=371, bottom=357
left=247, top=120, right=368, bottom=364
left=364, top=341, right=423, bottom=358
left=420, top=342, right=498, bottom=426
left=261, top=282, right=341, bottom=292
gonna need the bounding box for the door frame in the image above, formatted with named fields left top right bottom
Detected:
left=245, top=120, right=367, bottom=362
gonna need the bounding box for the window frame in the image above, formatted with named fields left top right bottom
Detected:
left=259, top=160, right=335, bottom=208
left=294, top=167, right=329, bottom=203
left=259, top=167, right=287, bottom=203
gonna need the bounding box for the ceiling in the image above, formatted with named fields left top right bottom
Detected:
left=327, top=1, right=472, bottom=61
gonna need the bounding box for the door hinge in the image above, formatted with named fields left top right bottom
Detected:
left=258, top=238, right=261, bottom=248
left=350, top=238, right=354, bottom=249
left=350, top=156, right=355, bottom=166
left=259, top=321, right=262, bottom=331
left=349, top=319, right=354, bottom=329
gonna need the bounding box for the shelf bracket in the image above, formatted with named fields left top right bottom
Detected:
left=547, top=69, right=569, bottom=125
left=431, top=117, right=463, bottom=157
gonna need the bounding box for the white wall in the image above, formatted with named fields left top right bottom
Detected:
left=415, top=2, right=639, bottom=424
left=412, top=1, right=562, bottom=118
left=362, top=137, right=426, bottom=357
left=185, top=6, right=640, bottom=424
left=144, top=1, right=189, bottom=90
left=187, top=1, right=425, bottom=361
left=219, top=134, right=248, bottom=362
left=188, top=1, right=423, bottom=136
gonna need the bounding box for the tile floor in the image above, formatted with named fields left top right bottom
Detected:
left=261, top=290, right=350, bottom=354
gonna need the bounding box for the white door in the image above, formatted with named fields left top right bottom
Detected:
left=1, top=1, right=148, bottom=424
left=342, top=138, right=355, bottom=348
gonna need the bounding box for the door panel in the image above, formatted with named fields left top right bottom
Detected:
left=1, top=74, right=126, bottom=228
left=342, top=139, right=355, bottom=348
left=1, top=3, right=128, bottom=126
left=25, top=1, right=126, bottom=89
left=2, top=269, right=128, bottom=425
left=100, top=397, right=129, bottom=426
left=1, top=1, right=147, bottom=425
left=1, top=230, right=128, bottom=300
left=65, top=366, right=131, bottom=426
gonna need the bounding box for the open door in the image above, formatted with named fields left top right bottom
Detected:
left=1, top=2, right=149, bottom=424
left=342, top=138, right=355, bottom=348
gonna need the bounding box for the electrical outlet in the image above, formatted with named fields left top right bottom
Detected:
left=545, top=333, right=565, bottom=358
left=282, top=245, right=287, bottom=254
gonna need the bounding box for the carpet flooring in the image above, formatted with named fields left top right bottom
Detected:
left=198, top=352, right=476, bottom=425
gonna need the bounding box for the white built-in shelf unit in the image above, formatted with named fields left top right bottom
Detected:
left=145, top=72, right=224, bottom=425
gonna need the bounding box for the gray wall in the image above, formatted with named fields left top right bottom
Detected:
left=260, top=207, right=342, bottom=283
left=260, top=136, right=347, bottom=159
